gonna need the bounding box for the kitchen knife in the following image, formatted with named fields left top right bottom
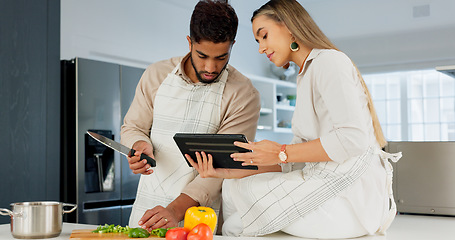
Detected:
left=87, top=131, right=156, bottom=167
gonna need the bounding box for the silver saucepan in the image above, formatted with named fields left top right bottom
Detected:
left=0, top=201, right=77, bottom=239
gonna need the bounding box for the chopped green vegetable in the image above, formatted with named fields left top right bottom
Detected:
left=91, top=224, right=174, bottom=238
left=151, top=228, right=168, bottom=237
left=128, top=227, right=150, bottom=238
left=91, top=223, right=130, bottom=234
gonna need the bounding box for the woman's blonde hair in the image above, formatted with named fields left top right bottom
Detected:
left=252, top=0, right=387, bottom=148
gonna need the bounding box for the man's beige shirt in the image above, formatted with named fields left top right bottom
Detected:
left=121, top=54, right=260, bottom=206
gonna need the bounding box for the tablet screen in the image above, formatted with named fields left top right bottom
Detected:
left=173, top=133, right=258, bottom=170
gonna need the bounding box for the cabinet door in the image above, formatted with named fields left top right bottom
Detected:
left=76, top=58, right=122, bottom=203
left=81, top=206, right=122, bottom=225
left=121, top=205, right=134, bottom=226
left=0, top=0, right=60, bottom=225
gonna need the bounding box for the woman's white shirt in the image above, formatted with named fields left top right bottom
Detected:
left=292, top=49, right=377, bottom=163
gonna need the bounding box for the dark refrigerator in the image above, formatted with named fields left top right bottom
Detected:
left=61, top=57, right=146, bottom=225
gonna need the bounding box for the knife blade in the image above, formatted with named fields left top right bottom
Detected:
left=87, top=131, right=156, bottom=167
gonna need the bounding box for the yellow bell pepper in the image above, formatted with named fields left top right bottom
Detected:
left=184, top=206, right=217, bottom=233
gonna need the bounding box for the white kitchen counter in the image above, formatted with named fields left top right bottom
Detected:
left=1, top=214, right=454, bottom=239
left=0, top=223, right=99, bottom=240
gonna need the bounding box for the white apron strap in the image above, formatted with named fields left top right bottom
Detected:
left=375, top=149, right=402, bottom=234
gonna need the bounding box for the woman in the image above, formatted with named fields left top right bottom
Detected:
left=186, top=0, right=401, bottom=238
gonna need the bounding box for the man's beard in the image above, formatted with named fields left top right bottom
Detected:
left=190, top=54, right=228, bottom=84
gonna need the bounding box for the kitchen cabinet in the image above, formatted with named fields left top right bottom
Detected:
left=247, top=75, right=296, bottom=143
left=0, top=0, right=60, bottom=224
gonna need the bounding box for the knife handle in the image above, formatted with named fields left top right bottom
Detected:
left=130, top=149, right=156, bottom=167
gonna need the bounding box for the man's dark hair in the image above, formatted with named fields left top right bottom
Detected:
left=190, top=0, right=238, bottom=43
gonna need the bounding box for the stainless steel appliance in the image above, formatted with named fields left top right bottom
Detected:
left=61, top=58, right=145, bottom=225
left=386, top=141, right=455, bottom=216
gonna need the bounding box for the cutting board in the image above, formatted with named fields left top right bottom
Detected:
left=70, top=229, right=162, bottom=239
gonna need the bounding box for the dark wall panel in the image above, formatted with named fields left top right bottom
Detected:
left=45, top=0, right=62, bottom=202
left=0, top=0, right=60, bottom=223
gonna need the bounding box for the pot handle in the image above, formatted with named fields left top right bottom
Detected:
left=62, top=203, right=77, bottom=214
left=0, top=208, right=12, bottom=217
left=0, top=208, right=22, bottom=218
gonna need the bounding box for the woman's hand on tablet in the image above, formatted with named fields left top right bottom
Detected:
left=185, top=151, right=259, bottom=179
left=186, top=151, right=221, bottom=178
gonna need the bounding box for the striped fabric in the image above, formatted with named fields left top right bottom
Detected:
left=129, top=64, right=227, bottom=226
left=227, top=146, right=376, bottom=236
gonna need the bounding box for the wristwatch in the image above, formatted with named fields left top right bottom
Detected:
left=278, top=144, right=288, bottom=163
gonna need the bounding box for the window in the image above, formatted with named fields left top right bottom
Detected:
left=364, top=70, right=455, bottom=141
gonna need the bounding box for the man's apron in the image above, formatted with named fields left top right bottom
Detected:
left=129, top=64, right=227, bottom=226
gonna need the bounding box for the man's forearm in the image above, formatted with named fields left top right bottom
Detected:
left=167, top=193, right=199, bottom=222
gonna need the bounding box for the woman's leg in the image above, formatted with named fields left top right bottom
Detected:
left=281, top=196, right=368, bottom=239
left=282, top=157, right=386, bottom=239
left=220, top=179, right=244, bottom=236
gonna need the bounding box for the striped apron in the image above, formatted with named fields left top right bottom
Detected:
left=129, top=64, right=227, bottom=226
left=223, top=145, right=401, bottom=236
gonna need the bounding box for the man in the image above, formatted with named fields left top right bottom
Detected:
left=120, top=0, right=260, bottom=231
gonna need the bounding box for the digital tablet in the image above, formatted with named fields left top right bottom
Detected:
left=173, top=133, right=258, bottom=170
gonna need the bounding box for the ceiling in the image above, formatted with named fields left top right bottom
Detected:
left=165, top=0, right=455, bottom=40
left=60, top=0, right=455, bottom=73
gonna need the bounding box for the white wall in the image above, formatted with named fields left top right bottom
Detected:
left=61, top=0, right=192, bottom=68
left=60, top=0, right=269, bottom=76
left=61, top=0, right=455, bottom=76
